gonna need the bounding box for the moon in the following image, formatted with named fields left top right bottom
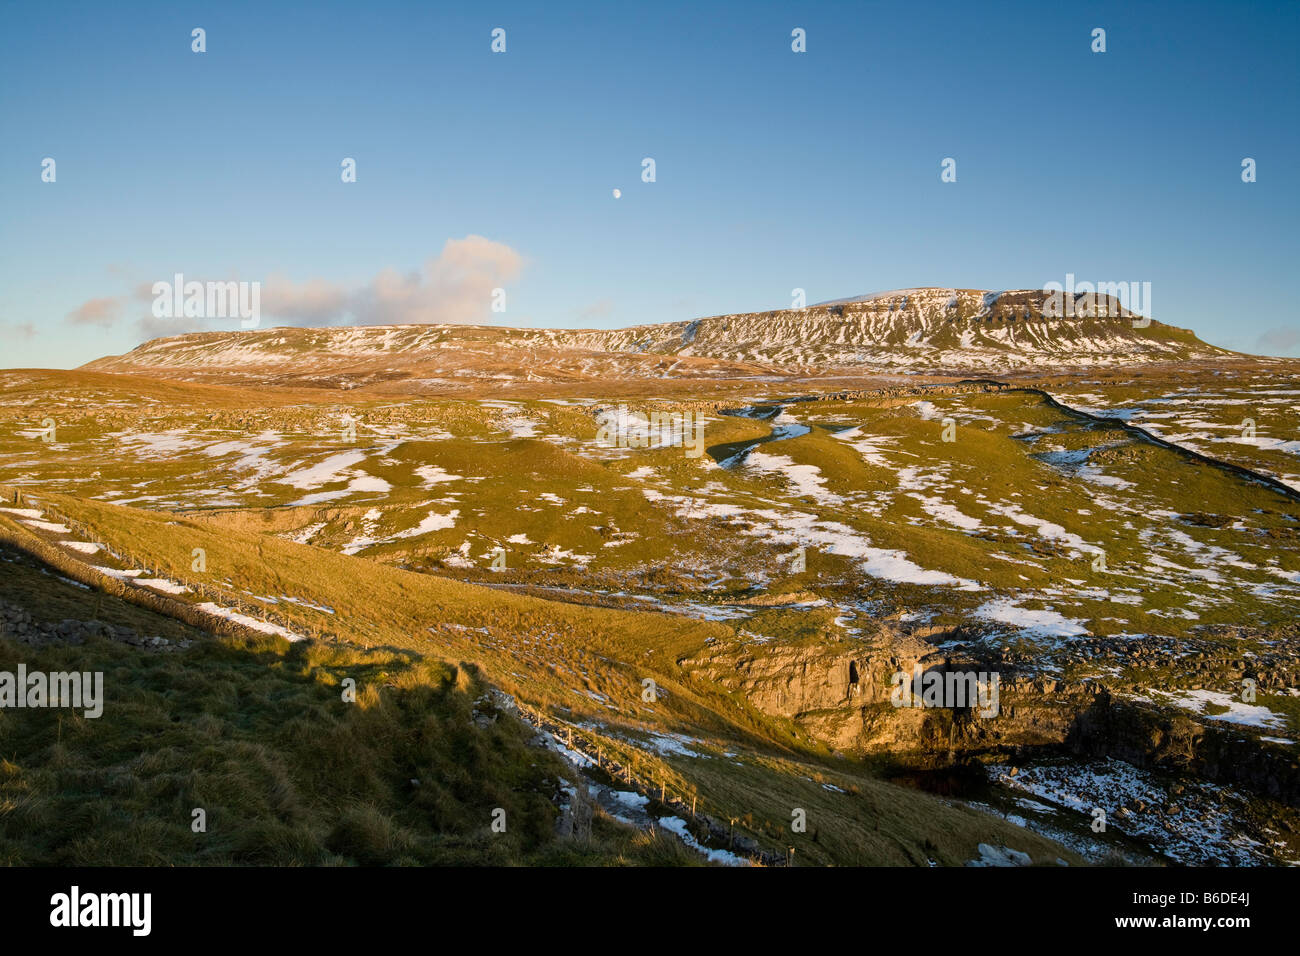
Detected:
left=612, top=188, right=621, bottom=199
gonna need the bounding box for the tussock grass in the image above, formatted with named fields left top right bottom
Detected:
left=4, top=495, right=1087, bottom=865
left=0, top=624, right=681, bottom=866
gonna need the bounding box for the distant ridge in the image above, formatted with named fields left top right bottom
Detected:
left=83, top=287, right=1235, bottom=388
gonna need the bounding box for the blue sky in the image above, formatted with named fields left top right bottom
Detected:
left=1, top=0, right=1297, bottom=368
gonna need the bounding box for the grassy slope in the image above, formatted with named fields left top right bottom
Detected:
left=15, top=367, right=1297, bottom=862
left=0, top=559, right=701, bottom=865
left=2, top=494, right=1079, bottom=866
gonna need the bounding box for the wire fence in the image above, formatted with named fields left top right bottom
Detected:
left=512, top=697, right=781, bottom=866
left=4, top=484, right=784, bottom=864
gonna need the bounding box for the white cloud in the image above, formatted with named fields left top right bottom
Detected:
left=69, top=236, right=526, bottom=340
left=263, top=235, right=525, bottom=327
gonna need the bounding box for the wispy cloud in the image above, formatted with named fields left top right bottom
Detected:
left=66, top=296, right=124, bottom=327
left=577, top=298, right=614, bottom=322
left=1255, top=327, right=1300, bottom=356
left=66, top=236, right=525, bottom=341
left=1, top=321, right=37, bottom=340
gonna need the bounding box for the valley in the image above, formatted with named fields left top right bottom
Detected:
left=3, top=289, right=1299, bottom=867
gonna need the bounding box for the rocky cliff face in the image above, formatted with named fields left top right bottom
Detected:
left=686, top=625, right=1300, bottom=807
left=683, top=626, right=1100, bottom=760
left=563, top=288, right=1227, bottom=370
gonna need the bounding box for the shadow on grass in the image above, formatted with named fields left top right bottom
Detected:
left=0, top=628, right=695, bottom=866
